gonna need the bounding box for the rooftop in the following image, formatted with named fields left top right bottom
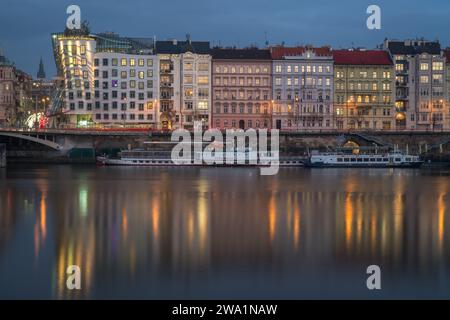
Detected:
left=211, top=47, right=271, bottom=60
left=155, top=39, right=210, bottom=54
left=270, top=46, right=332, bottom=59
left=385, top=39, right=441, bottom=55
left=332, top=49, right=393, bottom=65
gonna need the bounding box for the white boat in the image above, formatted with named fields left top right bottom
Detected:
left=96, top=148, right=303, bottom=167
left=305, top=150, right=423, bottom=168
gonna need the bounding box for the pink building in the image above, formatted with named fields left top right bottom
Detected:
left=211, top=48, right=272, bottom=130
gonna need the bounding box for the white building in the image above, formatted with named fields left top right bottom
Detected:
left=52, top=31, right=159, bottom=128
left=156, top=37, right=211, bottom=130
left=270, top=46, right=334, bottom=131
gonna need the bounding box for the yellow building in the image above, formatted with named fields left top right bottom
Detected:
left=333, top=50, right=395, bottom=131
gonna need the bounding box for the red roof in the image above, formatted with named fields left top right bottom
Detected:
left=332, top=50, right=393, bottom=65
left=270, top=46, right=332, bottom=59
left=443, top=50, right=450, bottom=63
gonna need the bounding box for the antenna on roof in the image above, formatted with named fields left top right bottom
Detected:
left=264, top=31, right=269, bottom=47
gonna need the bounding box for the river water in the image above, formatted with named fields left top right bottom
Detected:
left=1, top=165, right=450, bottom=299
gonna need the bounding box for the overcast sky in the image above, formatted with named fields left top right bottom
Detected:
left=0, top=0, right=449, bottom=77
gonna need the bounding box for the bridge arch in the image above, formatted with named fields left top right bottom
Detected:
left=0, top=132, right=63, bottom=150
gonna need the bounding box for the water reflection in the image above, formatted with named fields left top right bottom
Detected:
left=0, top=166, right=450, bottom=298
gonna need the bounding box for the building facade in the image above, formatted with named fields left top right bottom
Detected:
left=52, top=29, right=159, bottom=128
left=156, top=38, right=211, bottom=130
left=333, top=49, right=395, bottom=131
left=0, top=52, right=15, bottom=126
left=384, top=40, right=446, bottom=130
left=271, top=47, right=333, bottom=131
left=0, top=51, right=33, bottom=127
left=211, top=48, right=272, bottom=130
left=445, top=49, right=450, bottom=129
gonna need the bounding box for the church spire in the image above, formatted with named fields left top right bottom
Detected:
left=37, top=57, right=46, bottom=79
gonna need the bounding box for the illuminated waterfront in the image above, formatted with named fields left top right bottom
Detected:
left=1, top=165, right=450, bottom=299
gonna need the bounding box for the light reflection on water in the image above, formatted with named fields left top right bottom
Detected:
left=0, top=165, right=450, bottom=299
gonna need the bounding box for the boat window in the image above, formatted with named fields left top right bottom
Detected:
left=370, top=158, right=375, bottom=162
left=406, top=158, right=411, bottom=161
left=133, top=160, right=137, bottom=163
left=363, top=158, right=369, bottom=162
left=382, top=158, right=388, bottom=162
left=350, top=158, right=356, bottom=162
left=376, top=158, right=382, bottom=162
left=344, top=158, right=349, bottom=162
left=357, top=158, right=363, bottom=162
left=337, top=158, right=343, bottom=162
left=395, top=158, right=401, bottom=162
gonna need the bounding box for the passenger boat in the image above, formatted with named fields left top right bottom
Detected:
left=96, top=147, right=303, bottom=167
left=305, top=150, right=423, bottom=168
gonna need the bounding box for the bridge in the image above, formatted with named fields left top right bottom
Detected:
left=0, top=128, right=449, bottom=157
left=0, top=131, right=64, bottom=150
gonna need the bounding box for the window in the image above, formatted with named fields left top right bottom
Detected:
left=198, top=88, right=209, bottom=98
left=198, top=76, right=209, bottom=85
left=147, top=59, right=153, bottom=67
left=275, top=65, right=282, bottom=73
left=121, top=58, right=127, bottom=66
left=420, top=63, right=429, bottom=71
left=184, top=75, right=193, bottom=84
left=432, top=62, right=444, bottom=71
left=420, top=76, right=429, bottom=84
left=198, top=63, right=209, bottom=71
left=184, top=62, right=193, bottom=71
left=184, top=88, right=194, bottom=97
left=198, top=101, right=208, bottom=109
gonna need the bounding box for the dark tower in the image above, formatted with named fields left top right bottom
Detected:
left=37, top=57, right=46, bottom=79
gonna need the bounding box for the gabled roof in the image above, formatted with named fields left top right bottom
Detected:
left=270, top=46, right=332, bottom=59
left=155, top=40, right=210, bottom=54
left=332, top=50, right=393, bottom=65
left=386, top=40, right=441, bottom=55
left=211, top=48, right=271, bottom=60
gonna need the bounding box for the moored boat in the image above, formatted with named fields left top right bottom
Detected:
left=305, top=150, right=423, bottom=168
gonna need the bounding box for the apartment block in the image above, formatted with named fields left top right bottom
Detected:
left=384, top=40, right=446, bottom=130
left=271, top=47, right=334, bottom=131
left=333, top=49, right=395, bottom=131
left=211, top=48, right=272, bottom=130
left=156, top=38, right=211, bottom=130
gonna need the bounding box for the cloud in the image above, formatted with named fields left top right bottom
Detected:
left=0, top=0, right=448, bottom=76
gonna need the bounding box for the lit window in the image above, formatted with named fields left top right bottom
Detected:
left=198, top=101, right=208, bottom=109
left=198, top=76, right=209, bottom=85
